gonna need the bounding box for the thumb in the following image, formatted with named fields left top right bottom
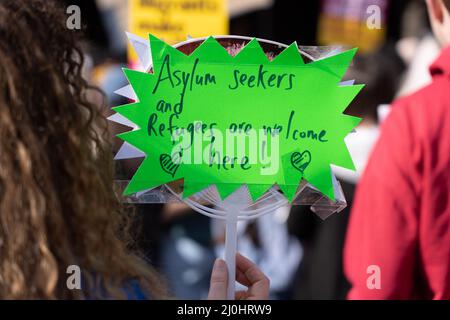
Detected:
left=207, top=259, right=228, bottom=300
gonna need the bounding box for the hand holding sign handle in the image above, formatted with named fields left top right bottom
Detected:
left=208, top=254, right=270, bottom=300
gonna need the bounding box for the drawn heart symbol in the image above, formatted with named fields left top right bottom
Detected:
left=160, top=153, right=180, bottom=177
left=291, top=150, right=312, bottom=174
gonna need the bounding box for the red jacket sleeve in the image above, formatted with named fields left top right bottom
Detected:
left=344, top=100, right=422, bottom=299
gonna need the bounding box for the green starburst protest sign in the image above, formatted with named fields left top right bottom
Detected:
left=114, top=35, right=363, bottom=201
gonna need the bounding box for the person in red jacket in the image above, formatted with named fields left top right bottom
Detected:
left=344, top=0, right=450, bottom=299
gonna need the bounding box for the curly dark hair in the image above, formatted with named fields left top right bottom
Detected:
left=0, top=0, right=166, bottom=299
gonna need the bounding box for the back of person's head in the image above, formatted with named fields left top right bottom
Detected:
left=344, top=45, right=405, bottom=123
left=0, top=0, right=165, bottom=299
left=427, top=0, right=450, bottom=46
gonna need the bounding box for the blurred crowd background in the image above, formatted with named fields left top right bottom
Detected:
left=68, top=0, right=440, bottom=299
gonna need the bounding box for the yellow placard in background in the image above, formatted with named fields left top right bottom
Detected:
left=318, top=15, right=386, bottom=54
left=317, top=0, right=388, bottom=54
left=128, top=0, right=229, bottom=62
